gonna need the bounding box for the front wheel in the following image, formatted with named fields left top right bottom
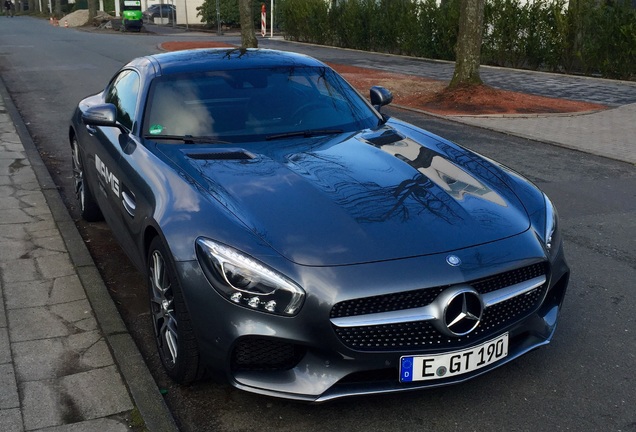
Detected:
left=71, top=137, right=103, bottom=222
left=148, top=237, right=202, bottom=384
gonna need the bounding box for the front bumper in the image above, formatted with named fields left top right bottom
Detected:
left=177, top=229, right=569, bottom=402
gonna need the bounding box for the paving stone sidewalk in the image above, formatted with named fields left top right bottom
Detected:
left=0, top=85, right=177, bottom=431
left=449, top=103, right=636, bottom=165
left=0, top=92, right=134, bottom=432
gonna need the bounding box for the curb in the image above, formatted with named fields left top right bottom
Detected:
left=0, top=77, right=179, bottom=432
left=390, top=102, right=609, bottom=120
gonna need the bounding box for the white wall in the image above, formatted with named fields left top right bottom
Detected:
left=176, top=0, right=205, bottom=25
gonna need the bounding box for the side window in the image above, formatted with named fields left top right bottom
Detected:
left=105, top=70, right=140, bottom=131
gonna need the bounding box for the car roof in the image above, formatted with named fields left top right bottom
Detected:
left=145, top=4, right=173, bottom=10
left=129, top=48, right=327, bottom=77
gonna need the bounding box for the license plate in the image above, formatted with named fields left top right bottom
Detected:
left=400, top=333, right=509, bottom=382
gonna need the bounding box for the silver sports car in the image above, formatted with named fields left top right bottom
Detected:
left=69, top=48, right=569, bottom=402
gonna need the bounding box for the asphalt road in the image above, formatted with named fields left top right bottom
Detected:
left=1, top=18, right=635, bottom=432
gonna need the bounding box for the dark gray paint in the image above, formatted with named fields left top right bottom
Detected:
left=1, top=17, right=634, bottom=432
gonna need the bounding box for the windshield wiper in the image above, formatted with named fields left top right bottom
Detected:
left=144, top=134, right=230, bottom=144
left=265, top=129, right=343, bottom=141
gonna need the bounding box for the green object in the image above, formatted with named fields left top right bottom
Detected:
left=149, top=124, right=163, bottom=135
left=122, top=0, right=143, bottom=31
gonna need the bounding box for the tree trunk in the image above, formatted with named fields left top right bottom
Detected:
left=239, top=0, right=258, bottom=48
left=449, top=0, right=485, bottom=89
left=565, top=0, right=584, bottom=71
left=88, top=0, right=97, bottom=20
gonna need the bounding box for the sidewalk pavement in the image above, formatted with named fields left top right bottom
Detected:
left=0, top=81, right=178, bottom=431
left=437, top=103, right=636, bottom=165
left=1, top=30, right=634, bottom=431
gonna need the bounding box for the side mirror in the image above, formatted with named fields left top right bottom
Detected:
left=370, top=86, right=393, bottom=111
left=82, top=103, right=118, bottom=128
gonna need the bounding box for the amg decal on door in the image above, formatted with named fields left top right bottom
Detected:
left=95, top=154, right=120, bottom=197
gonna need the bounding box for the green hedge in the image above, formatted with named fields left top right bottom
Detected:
left=275, top=0, right=636, bottom=80
left=278, top=0, right=461, bottom=60
left=197, top=0, right=267, bottom=29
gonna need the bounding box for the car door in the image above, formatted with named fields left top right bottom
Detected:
left=90, top=68, right=142, bottom=260
left=106, top=69, right=167, bottom=272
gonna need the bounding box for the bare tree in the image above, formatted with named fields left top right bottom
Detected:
left=239, top=0, right=258, bottom=48
left=449, top=0, right=485, bottom=89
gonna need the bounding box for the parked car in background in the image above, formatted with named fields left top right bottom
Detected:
left=142, top=3, right=176, bottom=23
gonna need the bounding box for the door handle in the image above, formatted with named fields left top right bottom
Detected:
left=122, top=190, right=136, bottom=217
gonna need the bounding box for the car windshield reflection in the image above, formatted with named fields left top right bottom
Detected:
left=143, top=66, right=381, bottom=143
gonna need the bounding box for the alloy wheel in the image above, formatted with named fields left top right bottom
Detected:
left=149, top=249, right=179, bottom=367
left=71, top=139, right=86, bottom=212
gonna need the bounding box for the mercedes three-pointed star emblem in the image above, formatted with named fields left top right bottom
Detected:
left=437, top=287, right=484, bottom=337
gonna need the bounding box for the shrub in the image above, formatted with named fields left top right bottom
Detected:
left=269, top=0, right=635, bottom=80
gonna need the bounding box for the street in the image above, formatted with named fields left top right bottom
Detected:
left=1, top=17, right=635, bottom=432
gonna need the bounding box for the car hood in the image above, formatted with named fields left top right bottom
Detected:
left=158, top=124, right=531, bottom=266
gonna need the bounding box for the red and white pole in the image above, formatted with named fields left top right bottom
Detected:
left=261, top=3, right=266, bottom=37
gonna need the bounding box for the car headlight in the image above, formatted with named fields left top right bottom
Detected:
left=544, top=195, right=559, bottom=255
left=195, top=238, right=305, bottom=316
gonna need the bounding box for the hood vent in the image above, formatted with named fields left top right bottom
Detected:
left=361, top=129, right=404, bottom=146
left=184, top=149, right=256, bottom=161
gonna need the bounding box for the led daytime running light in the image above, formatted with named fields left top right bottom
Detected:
left=196, top=238, right=304, bottom=315
left=544, top=195, right=557, bottom=252
left=213, top=244, right=284, bottom=292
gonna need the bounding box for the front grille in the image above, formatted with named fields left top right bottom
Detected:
left=231, top=337, right=306, bottom=371
left=330, top=286, right=447, bottom=319
left=472, top=262, right=546, bottom=295
left=332, top=262, right=548, bottom=351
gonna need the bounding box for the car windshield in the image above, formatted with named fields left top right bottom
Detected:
left=143, top=66, right=381, bottom=143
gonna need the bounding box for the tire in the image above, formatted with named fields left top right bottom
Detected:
left=148, top=237, right=202, bottom=384
left=71, top=137, right=103, bottom=222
